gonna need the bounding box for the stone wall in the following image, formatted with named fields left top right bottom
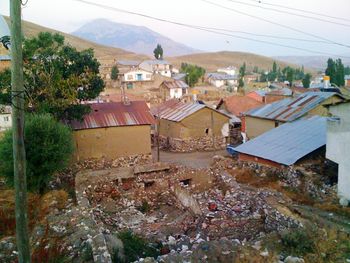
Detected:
left=159, top=135, right=226, bottom=152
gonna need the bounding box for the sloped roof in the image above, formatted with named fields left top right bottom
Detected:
left=0, top=55, right=10, bottom=61
left=161, top=80, right=189, bottom=89
left=207, top=72, right=238, bottom=80
left=116, top=60, right=140, bottom=66
left=266, top=87, right=293, bottom=96
left=222, top=95, right=264, bottom=116
left=244, top=92, right=343, bottom=122
left=172, top=73, right=186, bottom=80
left=66, top=101, right=155, bottom=130
left=152, top=99, right=229, bottom=122
left=234, top=116, right=327, bottom=166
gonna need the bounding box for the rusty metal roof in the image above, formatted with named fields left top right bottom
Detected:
left=234, top=116, right=327, bottom=166
left=244, top=92, right=343, bottom=122
left=152, top=99, right=230, bottom=122
left=66, top=101, right=155, bottom=130
left=162, top=80, right=189, bottom=89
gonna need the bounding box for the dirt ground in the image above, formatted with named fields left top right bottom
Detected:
left=152, top=149, right=229, bottom=169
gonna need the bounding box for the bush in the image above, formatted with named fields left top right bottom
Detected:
left=117, top=231, right=159, bottom=262
left=0, top=114, right=74, bottom=193
left=281, top=228, right=315, bottom=256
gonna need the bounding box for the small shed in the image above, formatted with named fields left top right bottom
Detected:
left=65, top=101, right=155, bottom=160
left=160, top=80, right=189, bottom=100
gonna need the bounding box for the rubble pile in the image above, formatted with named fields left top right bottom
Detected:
left=159, top=135, right=226, bottom=152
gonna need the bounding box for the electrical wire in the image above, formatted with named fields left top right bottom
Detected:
left=222, top=0, right=350, bottom=27
left=72, top=0, right=350, bottom=58
left=200, top=0, right=350, bottom=48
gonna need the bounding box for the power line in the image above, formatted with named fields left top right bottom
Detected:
left=71, top=0, right=350, bottom=58
left=246, top=0, right=350, bottom=23
left=222, top=0, right=350, bottom=27
left=200, top=0, right=350, bottom=49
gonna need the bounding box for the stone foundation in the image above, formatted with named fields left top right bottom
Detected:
left=159, top=135, right=226, bottom=152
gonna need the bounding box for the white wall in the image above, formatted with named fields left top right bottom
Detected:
left=326, top=102, right=350, bottom=202
left=0, top=113, right=12, bottom=131
left=123, top=70, right=152, bottom=82
left=218, top=68, right=236, bottom=76
left=210, top=79, right=225, bottom=88
left=169, top=88, right=188, bottom=99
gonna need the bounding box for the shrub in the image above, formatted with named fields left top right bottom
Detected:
left=0, top=114, right=74, bottom=193
left=117, top=231, right=159, bottom=262
left=281, top=228, right=315, bottom=256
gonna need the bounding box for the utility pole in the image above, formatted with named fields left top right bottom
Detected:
left=10, top=1, right=31, bottom=262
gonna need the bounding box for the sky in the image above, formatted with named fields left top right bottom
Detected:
left=1, top=0, right=350, bottom=57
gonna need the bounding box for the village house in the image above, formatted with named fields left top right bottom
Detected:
left=139, top=59, right=172, bottom=78
left=152, top=99, right=230, bottom=151
left=243, top=92, right=345, bottom=139
left=65, top=101, right=155, bottom=160
left=234, top=116, right=327, bottom=168
left=246, top=90, right=266, bottom=103
left=217, top=66, right=237, bottom=76
left=244, top=73, right=260, bottom=84
left=159, top=80, right=189, bottom=100
left=0, top=105, right=11, bottom=131
left=326, top=101, right=350, bottom=206
left=207, top=72, right=238, bottom=88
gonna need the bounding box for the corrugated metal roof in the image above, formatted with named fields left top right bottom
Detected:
left=0, top=16, right=10, bottom=38
left=172, top=73, right=186, bottom=80
left=116, top=60, right=140, bottom=66
left=0, top=55, right=10, bottom=61
left=162, top=80, right=189, bottom=89
left=207, top=72, right=238, bottom=80
left=245, top=92, right=342, bottom=122
left=141, top=59, right=170, bottom=65
left=234, top=116, right=327, bottom=166
left=66, top=101, right=155, bottom=130
left=152, top=99, right=230, bottom=122
left=266, top=87, right=293, bottom=96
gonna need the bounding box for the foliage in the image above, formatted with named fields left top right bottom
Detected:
left=345, top=66, right=350, bottom=75
left=280, top=228, right=315, bottom=256
left=111, top=65, right=119, bottom=81
left=180, top=63, right=205, bottom=87
left=153, top=44, right=163, bottom=60
left=302, top=73, right=312, bottom=88
left=238, top=62, right=246, bottom=89
left=136, top=199, right=150, bottom=213
left=0, top=68, right=11, bottom=105
left=81, top=242, right=94, bottom=262
left=117, top=231, right=159, bottom=262
left=326, top=58, right=345, bottom=86
left=0, top=114, right=74, bottom=193
left=0, top=32, right=104, bottom=121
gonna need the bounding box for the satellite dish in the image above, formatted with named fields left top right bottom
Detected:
left=0, top=15, right=11, bottom=50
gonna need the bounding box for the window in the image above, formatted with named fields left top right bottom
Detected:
left=127, top=74, right=133, bottom=80
left=205, top=128, right=209, bottom=135
left=275, top=121, right=279, bottom=128
left=3, top=116, right=9, bottom=122
left=180, top=179, right=192, bottom=186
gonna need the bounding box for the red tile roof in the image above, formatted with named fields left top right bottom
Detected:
left=66, top=101, right=155, bottom=130
left=223, top=95, right=264, bottom=116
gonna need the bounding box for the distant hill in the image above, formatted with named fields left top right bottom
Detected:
left=72, top=19, right=199, bottom=57
left=274, top=56, right=350, bottom=71
left=3, top=16, right=149, bottom=63
left=168, top=51, right=307, bottom=72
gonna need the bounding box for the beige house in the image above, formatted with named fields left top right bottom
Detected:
left=139, top=59, right=172, bottom=78
left=159, top=80, right=189, bottom=100
left=0, top=105, right=11, bottom=131
left=243, top=92, right=345, bottom=139
left=65, top=101, right=155, bottom=160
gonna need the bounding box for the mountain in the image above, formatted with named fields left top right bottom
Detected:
left=274, top=56, right=350, bottom=71
left=3, top=16, right=149, bottom=63
left=169, top=51, right=306, bottom=72
left=72, top=19, right=199, bottom=57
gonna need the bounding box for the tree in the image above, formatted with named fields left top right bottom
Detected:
left=0, top=32, right=105, bottom=121
left=286, top=67, right=295, bottom=85
left=180, top=63, right=205, bottom=87
left=153, top=44, right=163, bottom=60
left=345, top=66, right=350, bottom=75
left=111, top=65, right=119, bottom=81
left=325, top=58, right=336, bottom=84
left=0, top=113, right=74, bottom=193
left=302, top=73, right=312, bottom=88
left=335, top=59, right=345, bottom=86
left=238, top=63, right=246, bottom=90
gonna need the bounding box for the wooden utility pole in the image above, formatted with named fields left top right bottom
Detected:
left=10, top=0, right=31, bottom=262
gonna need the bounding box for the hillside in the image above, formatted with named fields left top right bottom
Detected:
left=72, top=19, right=199, bottom=57
left=168, top=51, right=308, bottom=72
left=3, top=17, right=149, bottom=63
left=274, top=55, right=350, bottom=71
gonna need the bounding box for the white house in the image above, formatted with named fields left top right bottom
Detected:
left=207, top=73, right=238, bottom=88
left=122, top=69, right=153, bottom=83
left=0, top=105, right=11, bottom=131
left=160, top=80, right=189, bottom=99
left=139, top=59, right=172, bottom=78
left=326, top=102, right=350, bottom=206
left=217, top=66, right=237, bottom=76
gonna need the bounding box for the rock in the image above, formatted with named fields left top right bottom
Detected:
left=260, top=250, right=269, bottom=257
left=339, top=197, right=349, bottom=207
left=284, top=256, right=305, bottom=263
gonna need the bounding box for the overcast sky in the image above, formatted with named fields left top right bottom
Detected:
left=1, top=0, right=350, bottom=57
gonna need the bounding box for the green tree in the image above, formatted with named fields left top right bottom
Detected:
left=0, top=68, right=11, bottom=105
left=0, top=114, right=74, bottom=193
left=302, top=73, right=312, bottom=88
left=345, top=66, right=350, bottom=75
left=111, top=65, right=119, bottom=81
left=325, top=58, right=336, bottom=84
left=0, top=32, right=104, bottom=121
left=286, top=67, right=295, bottom=85
left=335, top=58, right=345, bottom=86
left=180, top=63, right=205, bottom=87
left=153, top=44, right=163, bottom=60
left=238, top=63, right=246, bottom=90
